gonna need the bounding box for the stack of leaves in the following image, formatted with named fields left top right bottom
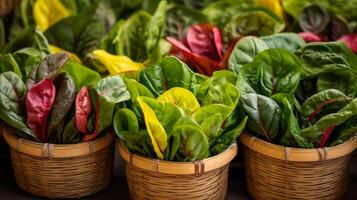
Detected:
left=0, top=53, right=130, bottom=143
left=113, top=56, right=247, bottom=161
left=226, top=33, right=357, bottom=148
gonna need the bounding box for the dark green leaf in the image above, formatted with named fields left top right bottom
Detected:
left=241, top=93, right=281, bottom=141
left=298, top=5, right=330, bottom=34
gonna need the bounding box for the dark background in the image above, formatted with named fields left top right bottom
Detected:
left=0, top=142, right=356, bottom=200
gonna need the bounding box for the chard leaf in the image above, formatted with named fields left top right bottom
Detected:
left=241, top=93, right=281, bottom=141
left=171, top=123, right=209, bottom=161
left=301, top=89, right=350, bottom=123
left=228, top=36, right=268, bottom=74
left=330, top=116, right=357, bottom=146
left=301, top=98, right=357, bottom=144
left=0, top=72, right=36, bottom=139
left=137, top=56, right=197, bottom=97
left=44, top=15, right=104, bottom=61
left=26, top=79, right=56, bottom=142
left=33, top=0, right=70, bottom=32
left=26, top=53, right=69, bottom=88
left=260, top=33, right=305, bottom=51
left=157, top=87, right=200, bottom=116
left=223, top=8, right=284, bottom=42
left=297, top=42, right=357, bottom=79
left=165, top=4, right=208, bottom=40
left=137, top=97, right=167, bottom=159
left=272, top=95, right=314, bottom=148
left=75, top=86, right=92, bottom=133
left=61, top=61, right=101, bottom=90
left=317, top=71, right=357, bottom=98
left=47, top=73, right=76, bottom=139
left=240, top=48, right=302, bottom=96
left=83, top=75, right=130, bottom=142
left=298, top=5, right=330, bottom=34
left=0, top=54, right=22, bottom=78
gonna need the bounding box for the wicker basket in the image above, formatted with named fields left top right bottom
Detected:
left=118, top=140, right=237, bottom=200
left=0, top=0, right=19, bottom=16
left=240, top=133, right=357, bottom=200
left=2, top=128, right=114, bottom=198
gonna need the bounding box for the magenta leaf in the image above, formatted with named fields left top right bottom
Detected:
left=186, top=24, right=223, bottom=61
left=338, top=34, right=357, bottom=53
left=75, top=86, right=92, bottom=133
left=319, top=126, right=335, bottom=148
left=26, top=79, right=56, bottom=142
left=298, top=32, right=326, bottom=43
left=167, top=36, right=222, bottom=76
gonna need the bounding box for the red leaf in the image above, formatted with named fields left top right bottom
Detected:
left=26, top=79, right=56, bottom=142
left=298, top=32, right=327, bottom=43
left=75, top=86, right=92, bottom=133
left=166, top=37, right=223, bottom=76
left=186, top=24, right=222, bottom=61
left=338, top=34, right=357, bottom=53
left=319, top=126, right=335, bottom=148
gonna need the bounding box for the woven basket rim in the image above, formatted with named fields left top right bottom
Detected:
left=118, top=139, right=237, bottom=175
left=240, top=132, right=357, bottom=162
left=2, top=127, right=113, bottom=158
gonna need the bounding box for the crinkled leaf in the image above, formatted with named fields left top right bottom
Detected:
left=47, top=73, right=76, bottom=139
left=26, top=79, right=56, bottom=142
left=75, top=86, right=92, bottom=133
left=240, top=48, right=302, bottom=96
left=0, top=72, right=36, bottom=139
left=297, top=42, right=357, bottom=79
left=26, top=53, right=69, bottom=88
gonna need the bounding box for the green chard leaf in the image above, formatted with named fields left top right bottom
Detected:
left=260, top=32, right=305, bottom=52
left=47, top=72, right=76, bottom=140
left=0, top=72, right=36, bottom=139
left=242, top=93, right=281, bottom=141
left=240, top=48, right=302, bottom=96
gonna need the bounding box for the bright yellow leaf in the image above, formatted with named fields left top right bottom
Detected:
left=33, top=0, right=69, bottom=32
left=49, top=45, right=82, bottom=63
left=158, top=87, right=200, bottom=116
left=137, top=97, right=167, bottom=159
left=256, top=0, right=285, bottom=20
left=92, top=50, right=144, bottom=76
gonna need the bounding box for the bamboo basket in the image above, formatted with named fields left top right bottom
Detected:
left=0, top=0, right=19, bottom=16
left=118, top=140, right=237, bottom=200
left=240, top=133, right=357, bottom=200
left=2, top=128, right=114, bottom=199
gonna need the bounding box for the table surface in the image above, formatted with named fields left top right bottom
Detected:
left=0, top=144, right=356, bottom=200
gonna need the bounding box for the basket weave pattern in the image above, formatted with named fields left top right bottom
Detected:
left=126, top=163, right=228, bottom=200
left=119, top=141, right=237, bottom=200
left=241, top=133, right=356, bottom=200
left=244, top=145, right=350, bottom=200
left=4, top=130, right=114, bottom=198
